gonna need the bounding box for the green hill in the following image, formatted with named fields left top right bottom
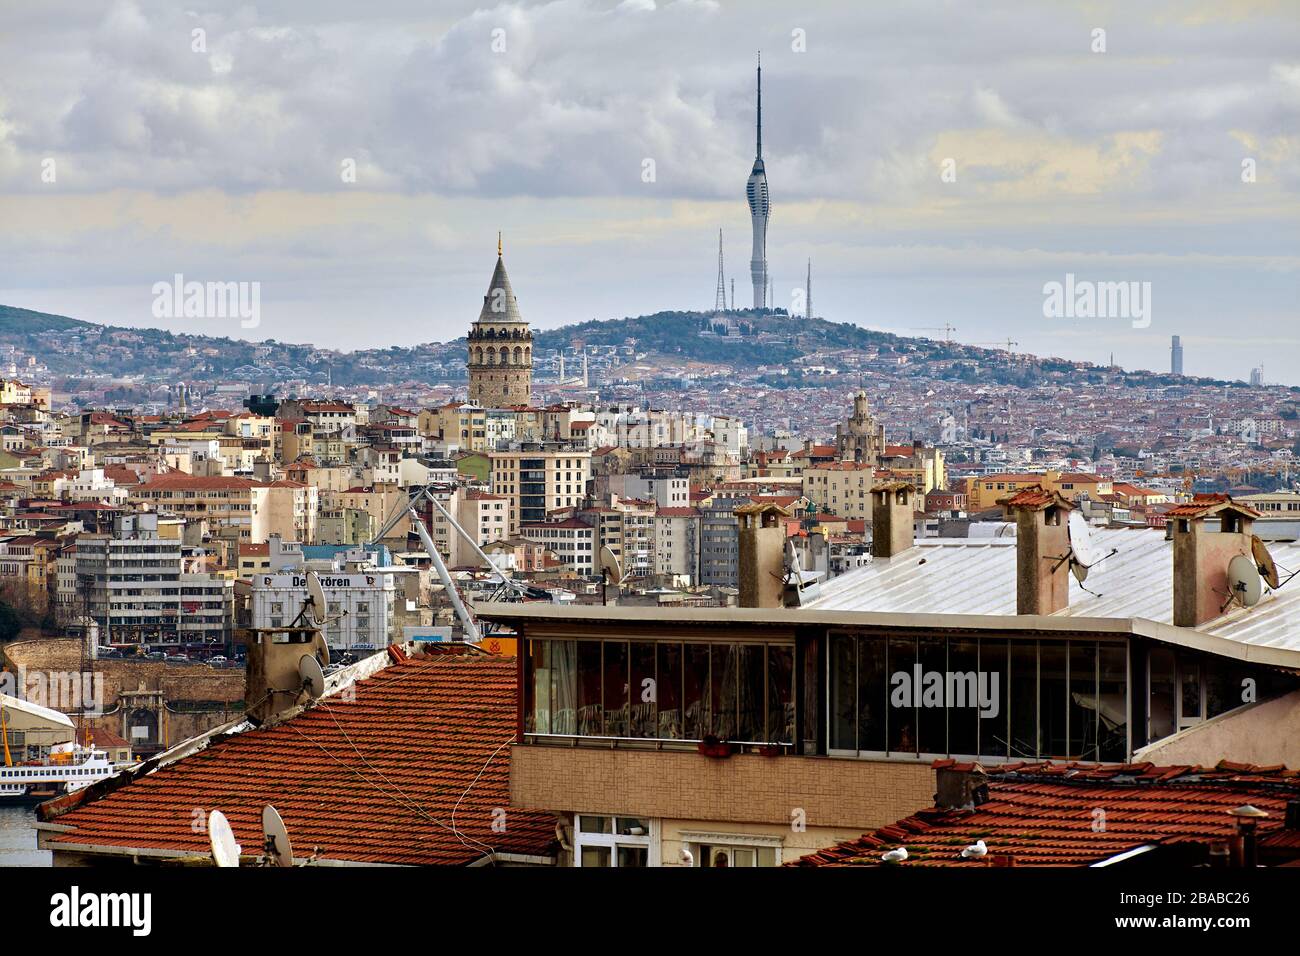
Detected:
left=0, top=304, right=91, bottom=335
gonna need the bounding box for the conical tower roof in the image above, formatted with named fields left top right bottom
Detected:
left=475, top=254, right=526, bottom=325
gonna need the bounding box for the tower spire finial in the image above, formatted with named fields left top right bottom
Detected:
left=497, top=231, right=502, bottom=257
left=756, top=51, right=762, bottom=159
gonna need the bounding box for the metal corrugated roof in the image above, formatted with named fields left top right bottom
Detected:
left=804, top=528, right=1300, bottom=653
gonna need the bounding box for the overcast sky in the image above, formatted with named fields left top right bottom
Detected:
left=1, top=0, right=1297, bottom=382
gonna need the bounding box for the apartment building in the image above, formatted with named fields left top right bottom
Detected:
left=250, top=570, right=396, bottom=652
left=520, top=518, right=596, bottom=575
left=654, top=507, right=700, bottom=585
left=490, top=445, right=591, bottom=533
left=801, top=461, right=874, bottom=519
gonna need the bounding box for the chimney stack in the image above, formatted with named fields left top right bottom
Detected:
left=1000, top=486, right=1074, bottom=615
left=1168, top=495, right=1259, bottom=627
left=934, top=761, right=989, bottom=810
left=871, top=482, right=915, bottom=560
left=241, top=625, right=330, bottom=724
left=736, top=501, right=791, bottom=608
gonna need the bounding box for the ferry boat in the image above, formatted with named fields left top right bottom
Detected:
left=0, top=742, right=118, bottom=801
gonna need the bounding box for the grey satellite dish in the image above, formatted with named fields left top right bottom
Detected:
left=1067, top=512, right=1101, bottom=568
left=1227, top=554, right=1263, bottom=608
left=305, top=571, right=327, bottom=625
left=1071, top=560, right=1089, bottom=584
left=299, top=653, right=326, bottom=700
left=208, top=809, right=242, bottom=868
left=261, top=804, right=294, bottom=867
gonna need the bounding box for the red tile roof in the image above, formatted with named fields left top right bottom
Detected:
left=40, top=653, right=556, bottom=866
left=793, top=760, right=1300, bottom=868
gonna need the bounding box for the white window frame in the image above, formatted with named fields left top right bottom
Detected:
left=678, top=830, right=784, bottom=867
left=572, top=814, right=659, bottom=867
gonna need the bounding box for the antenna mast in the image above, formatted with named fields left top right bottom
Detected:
left=715, top=229, right=726, bottom=311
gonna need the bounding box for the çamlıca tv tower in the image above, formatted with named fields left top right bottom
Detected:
left=746, top=52, right=770, bottom=310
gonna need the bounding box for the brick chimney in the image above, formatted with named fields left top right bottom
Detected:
left=871, top=482, right=916, bottom=560
left=934, top=760, right=989, bottom=810
left=1000, top=486, right=1074, bottom=615
left=1168, top=495, right=1259, bottom=627
left=736, top=501, right=792, bottom=609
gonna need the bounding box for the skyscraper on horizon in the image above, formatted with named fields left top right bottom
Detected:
left=746, top=53, right=770, bottom=311
left=1171, top=334, right=1184, bottom=376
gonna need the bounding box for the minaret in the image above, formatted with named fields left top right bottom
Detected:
left=467, top=233, right=533, bottom=408
left=714, top=229, right=727, bottom=312
left=746, top=52, right=770, bottom=311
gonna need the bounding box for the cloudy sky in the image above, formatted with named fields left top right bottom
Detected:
left=1, top=0, right=1297, bottom=382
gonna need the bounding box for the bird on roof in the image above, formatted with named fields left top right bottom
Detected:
left=680, top=846, right=694, bottom=866
left=881, top=846, right=908, bottom=863
left=961, top=839, right=988, bottom=859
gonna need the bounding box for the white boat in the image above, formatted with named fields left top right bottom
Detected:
left=0, top=742, right=118, bottom=800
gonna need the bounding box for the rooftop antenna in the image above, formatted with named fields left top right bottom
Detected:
left=599, top=545, right=629, bottom=606
left=730, top=278, right=735, bottom=310
left=715, top=229, right=726, bottom=312
left=261, top=805, right=295, bottom=867
left=299, top=653, right=326, bottom=701
left=1225, top=554, right=1263, bottom=611
left=756, top=51, right=762, bottom=160
left=1252, top=534, right=1297, bottom=590
left=806, top=258, right=812, bottom=319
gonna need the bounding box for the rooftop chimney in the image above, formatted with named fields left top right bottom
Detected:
left=736, top=501, right=791, bottom=609
left=934, top=761, right=989, bottom=810
left=871, top=482, right=915, bottom=560
left=1169, top=495, right=1258, bottom=627
left=1000, top=486, right=1073, bottom=615
left=241, top=625, right=330, bottom=724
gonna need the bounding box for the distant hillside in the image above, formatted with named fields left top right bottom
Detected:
left=0, top=304, right=91, bottom=335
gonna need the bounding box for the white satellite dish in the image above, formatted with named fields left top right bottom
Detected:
left=1067, top=512, right=1101, bottom=568
left=299, top=653, right=326, bottom=700
left=261, top=804, right=294, bottom=867
left=304, top=571, right=327, bottom=625
left=598, top=546, right=626, bottom=585
left=1227, top=554, right=1263, bottom=608
left=208, top=809, right=242, bottom=868
left=1071, top=561, right=1089, bottom=584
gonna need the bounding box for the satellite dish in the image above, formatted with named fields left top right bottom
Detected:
left=208, top=809, right=242, bottom=868
left=299, top=653, right=326, bottom=700
left=1227, top=554, right=1263, bottom=608
left=1252, top=535, right=1281, bottom=589
left=598, top=546, right=625, bottom=585
left=261, top=804, right=294, bottom=867
left=1067, top=512, right=1101, bottom=568
left=1071, top=561, right=1090, bottom=584
left=304, top=571, right=327, bottom=625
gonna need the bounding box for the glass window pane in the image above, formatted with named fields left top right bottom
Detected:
left=629, top=642, right=656, bottom=738
left=525, top=641, right=546, bottom=734
left=1148, top=647, right=1176, bottom=741
left=887, top=636, right=917, bottom=754
left=1179, top=655, right=1202, bottom=725
left=1039, top=643, right=1068, bottom=758
left=551, top=640, right=577, bottom=736
left=604, top=641, right=629, bottom=737
left=576, top=641, right=603, bottom=736
left=948, top=638, right=979, bottom=756
left=979, top=639, right=1009, bottom=758
left=615, top=818, right=648, bottom=835
left=579, top=815, right=611, bottom=833
left=802, top=636, right=819, bottom=754
left=756, top=846, right=777, bottom=867
left=1069, top=642, right=1098, bottom=759
left=736, top=645, right=765, bottom=742
left=829, top=634, right=856, bottom=751
left=856, top=637, right=887, bottom=752
left=683, top=643, right=710, bottom=739
left=580, top=845, right=611, bottom=867
left=616, top=845, right=648, bottom=868
left=1098, top=644, right=1127, bottom=761
left=656, top=642, right=683, bottom=739
left=733, top=847, right=757, bottom=867
left=711, top=645, right=738, bottom=740
left=917, top=636, right=947, bottom=756
left=766, top=644, right=795, bottom=744
left=1009, top=641, right=1037, bottom=759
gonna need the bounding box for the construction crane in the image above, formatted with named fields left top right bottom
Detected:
left=971, top=338, right=1019, bottom=352
left=910, top=324, right=957, bottom=343
left=367, top=486, right=537, bottom=642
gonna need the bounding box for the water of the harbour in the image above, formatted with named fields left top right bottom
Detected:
left=0, top=803, right=49, bottom=866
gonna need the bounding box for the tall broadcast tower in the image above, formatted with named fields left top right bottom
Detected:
left=746, top=52, right=770, bottom=310
left=714, top=229, right=727, bottom=311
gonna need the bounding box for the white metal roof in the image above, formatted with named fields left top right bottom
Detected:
left=0, top=693, right=76, bottom=728
left=804, top=528, right=1300, bottom=654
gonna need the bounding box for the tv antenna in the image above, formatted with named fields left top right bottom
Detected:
left=1052, top=511, right=1117, bottom=595
left=1252, top=534, right=1297, bottom=590
left=599, top=546, right=629, bottom=606
left=299, top=653, right=326, bottom=701
left=208, top=809, right=242, bottom=868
